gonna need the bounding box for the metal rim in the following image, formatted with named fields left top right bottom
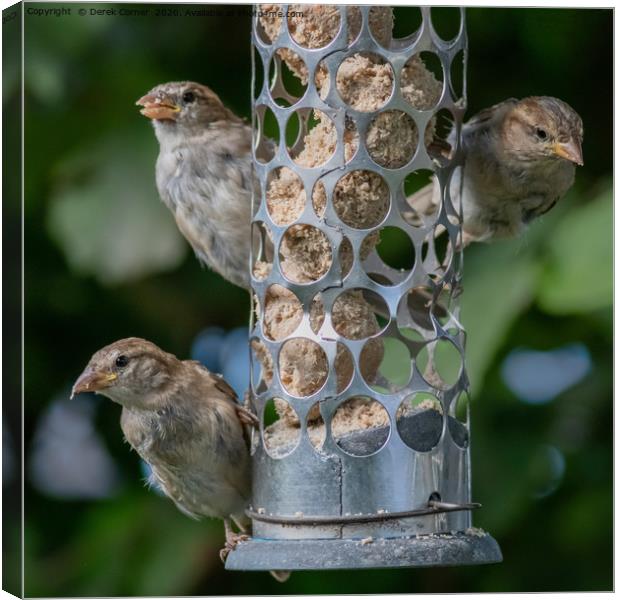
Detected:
left=247, top=500, right=481, bottom=525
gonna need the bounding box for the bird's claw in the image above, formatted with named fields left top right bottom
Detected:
left=219, top=533, right=250, bottom=563
left=236, top=404, right=259, bottom=428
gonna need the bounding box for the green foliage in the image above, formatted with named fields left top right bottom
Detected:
left=538, top=183, right=613, bottom=314
left=462, top=244, right=541, bottom=395
left=47, top=132, right=187, bottom=284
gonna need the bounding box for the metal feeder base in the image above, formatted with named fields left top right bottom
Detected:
left=225, top=532, right=502, bottom=571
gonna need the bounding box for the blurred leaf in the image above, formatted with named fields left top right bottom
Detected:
left=25, top=47, right=65, bottom=104
left=47, top=131, right=187, bottom=285
left=132, top=508, right=218, bottom=595
left=552, top=484, right=612, bottom=549
left=462, top=243, right=540, bottom=396
left=25, top=491, right=222, bottom=596
left=537, top=183, right=612, bottom=314
left=379, top=337, right=410, bottom=388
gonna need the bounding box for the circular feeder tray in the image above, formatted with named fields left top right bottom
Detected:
left=225, top=531, right=502, bottom=571
left=231, top=410, right=500, bottom=572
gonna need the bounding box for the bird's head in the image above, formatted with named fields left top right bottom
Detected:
left=71, top=338, right=179, bottom=408
left=503, top=96, right=583, bottom=166
left=136, top=81, right=236, bottom=139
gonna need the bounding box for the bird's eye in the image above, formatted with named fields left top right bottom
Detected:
left=182, top=91, right=196, bottom=104
left=535, top=128, right=548, bottom=140
left=115, top=355, right=129, bottom=368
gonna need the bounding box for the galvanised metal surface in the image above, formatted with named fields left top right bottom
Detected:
left=226, top=532, right=502, bottom=571
left=228, top=5, right=501, bottom=571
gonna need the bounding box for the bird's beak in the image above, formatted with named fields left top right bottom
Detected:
left=553, top=139, right=583, bottom=166
left=136, top=92, right=181, bottom=121
left=71, top=368, right=117, bottom=399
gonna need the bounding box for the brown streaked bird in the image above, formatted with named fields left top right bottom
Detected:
left=137, top=82, right=256, bottom=290
left=134, top=81, right=453, bottom=332
left=408, top=96, right=584, bottom=246
left=71, top=338, right=289, bottom=582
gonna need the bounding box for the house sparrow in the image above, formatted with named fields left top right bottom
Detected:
left=408, top=96, right=584, bottom=246
left=71, top=338, right=289, bottom=582
left=135, top=81, right=451, bottom=330
left=137, top=82, right=256, bottom=289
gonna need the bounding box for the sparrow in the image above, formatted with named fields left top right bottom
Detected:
left=134, top=82, right=453, bottom=331
left=137, top=82, right=256, bottom=289
left=408, top=96, right=584, bottom=246
left=71, top=338, right=289, bottom=582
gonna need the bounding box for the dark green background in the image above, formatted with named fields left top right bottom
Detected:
left=7, top=4, right=613, bottom=595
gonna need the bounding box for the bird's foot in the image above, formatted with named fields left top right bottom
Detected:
left=236, top=404, right=259, bottom=428
left=219, top=533, right=250, bottom=563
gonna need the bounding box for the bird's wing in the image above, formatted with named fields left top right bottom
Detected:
left=200, top=367, right=255, bottom=469
left=425, top=99, right=519, bottom=159
left=211, top=372, right=240, bottom=402
left=190, top=362, right=240, bottom=403
left=184, top=359, right=234, bottom=393
left=465, top=98, right=518, bottom=131
left=168, top=124, right=255, bottom=289
left=188, top=360, right=259, bottom=433
left=185, top=124, right=254, bottom=195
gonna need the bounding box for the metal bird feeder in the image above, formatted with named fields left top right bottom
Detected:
left=227, top=5, right=502, bottom=572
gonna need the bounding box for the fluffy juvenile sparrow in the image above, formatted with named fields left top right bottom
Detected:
left=137, top=82, right=255, bottom=289
left=408, top=96, right=583, bottom=246
left=71, top=338, right=288, bottom=581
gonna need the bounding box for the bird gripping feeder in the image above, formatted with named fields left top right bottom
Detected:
left=227, top=4, right=502, bottom=572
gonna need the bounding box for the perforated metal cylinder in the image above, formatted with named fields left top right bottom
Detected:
left=227, top=5, right=501, bottom=571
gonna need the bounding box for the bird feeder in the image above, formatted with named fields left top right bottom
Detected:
left=226, top=4, right=502, bottom=572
